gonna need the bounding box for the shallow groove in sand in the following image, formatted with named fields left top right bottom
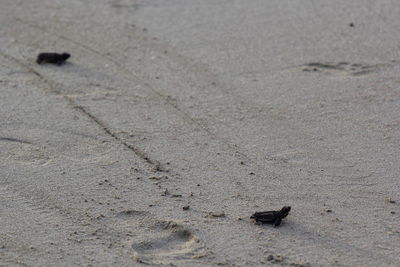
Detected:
left=0, top=51, right=162, bottom=172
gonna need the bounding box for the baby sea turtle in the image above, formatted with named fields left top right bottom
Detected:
left=36, top=52, right=70, bottom=65
left=250, top=206, right=291, bottom=226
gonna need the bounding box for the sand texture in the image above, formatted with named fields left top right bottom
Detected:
left=1, top=0, right=399, bottom=266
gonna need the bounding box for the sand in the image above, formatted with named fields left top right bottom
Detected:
left=1, top=0, right=399, bottom=266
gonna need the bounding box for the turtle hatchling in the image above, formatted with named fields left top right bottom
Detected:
left=250, top=206, right=291, bottom=226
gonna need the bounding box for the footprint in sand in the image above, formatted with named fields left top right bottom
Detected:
left=107, top=209, right=206, bottom=264
left=110, top=0, right=140, bottom=11
left=6, top=142, right=52, bottom=166
left=302, top=62, right=382, bottom=76
left=132, top=220, right=206, bottom=264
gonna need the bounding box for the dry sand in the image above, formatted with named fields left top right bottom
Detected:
left=1, top=0, right=399, bottom=266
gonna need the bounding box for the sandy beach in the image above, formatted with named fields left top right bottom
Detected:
left=1, top=0, right=399, bottom=265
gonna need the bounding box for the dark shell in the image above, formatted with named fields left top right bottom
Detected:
left=36, top=52, right=70, bottom=65
left=250, top=206, right=291, bottom=226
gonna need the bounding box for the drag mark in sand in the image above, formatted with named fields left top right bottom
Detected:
left=0, top=137, right=31, bottom=144
left=73, top=105, right=163, bottom=172
left=9, top=18, right=274, bottom=199
left=0, top=51, right=163, bottom=172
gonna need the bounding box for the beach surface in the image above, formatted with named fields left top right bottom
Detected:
left=1, top=0, right=399, bottom=265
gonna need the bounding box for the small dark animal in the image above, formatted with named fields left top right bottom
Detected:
left=36, top=52, right=70, bottom=65
left=250, top=206, right=291, bottom=226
